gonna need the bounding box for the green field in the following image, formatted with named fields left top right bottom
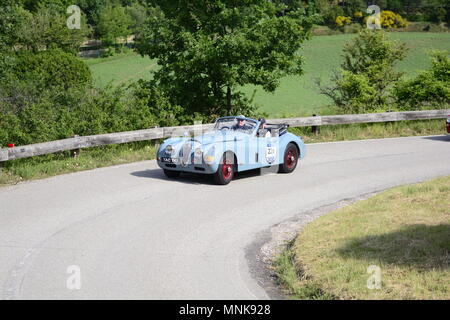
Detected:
left=84, top=32, right=450, bottom=117
left=84, top=52, right=157, bottom=87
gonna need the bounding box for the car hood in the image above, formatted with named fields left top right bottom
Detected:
left=168, top=130, right=251, bottom=147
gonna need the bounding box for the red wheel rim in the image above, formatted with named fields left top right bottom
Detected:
left=285, top=148, right=297, bottom=169
left=222, top=160, right=233, bottom=180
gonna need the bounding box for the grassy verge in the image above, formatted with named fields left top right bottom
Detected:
left=0, top=141, right=158, bottom=186
left=289, top=119, right=446, bottom=143
left=275, top=176, right=450, bottom=300
left=0, top=119, right=446, bottom=186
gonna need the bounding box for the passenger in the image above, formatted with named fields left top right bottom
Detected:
left=257, top=118, right=271, bottom=138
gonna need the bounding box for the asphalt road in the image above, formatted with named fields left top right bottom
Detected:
left=0, top=135, right=449, bottom=300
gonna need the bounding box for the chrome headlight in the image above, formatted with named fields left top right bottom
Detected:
left=165, top=145, right=174, bottom=155
left=194, top=148, right=203, bottom=157
left=203, top=146, right=215, bottom=163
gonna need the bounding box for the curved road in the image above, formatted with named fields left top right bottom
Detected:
left=0, top=135, right=449, bottom=300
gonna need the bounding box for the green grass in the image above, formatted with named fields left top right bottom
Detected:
left=275, top=176, right=450, bottom=300
left=84, top=33, right=450, bottom=117
left=275, top=244, right=336, bottom=300
left=83, top=51, right=157, bottom=87
left=289, top=119, right=446, bottom=144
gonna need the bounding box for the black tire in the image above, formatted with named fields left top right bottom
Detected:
left=163, top=169, right=181, bottom=178
left=278, top=143, right=299, bottom=174
left=214, top=153, right=235, bottom=185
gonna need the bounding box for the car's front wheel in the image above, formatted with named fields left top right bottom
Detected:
left=214, top=153, right=235, bottom=185
left=163, top=169, right=180, bottom=178
left=279, top=143, right=299, bottom=174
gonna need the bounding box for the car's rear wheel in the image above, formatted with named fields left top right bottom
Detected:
left=214, top=153, right=235, bottom=185
left=163, top=169, right=180, bottom=178
left=279, top=143, right=299, bottom=174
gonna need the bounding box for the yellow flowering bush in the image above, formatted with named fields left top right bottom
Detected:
left=335, top=16, right=352, bottom=27
left=381, top=10, right=408, bottom=28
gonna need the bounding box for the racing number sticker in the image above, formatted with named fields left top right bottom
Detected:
left=265, top=144, right=277, bottom=164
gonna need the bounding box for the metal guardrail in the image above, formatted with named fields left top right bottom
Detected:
left=1, top=110, right=448, bottom=162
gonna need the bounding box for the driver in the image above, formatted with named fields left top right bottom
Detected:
left=231, top=115, right=252, bottom=132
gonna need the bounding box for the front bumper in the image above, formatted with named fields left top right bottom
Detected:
left=157, top=157, right=218, bottom=174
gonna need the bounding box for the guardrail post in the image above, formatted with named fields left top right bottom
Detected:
left=71, top=135, right=80, bottom=158
left=0, top=148, right=7, bottom=173
left=311, top=114, right=319, bottom=135
left=152, top=127, right=161, bottom=151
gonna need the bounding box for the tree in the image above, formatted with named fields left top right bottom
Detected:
left=317, top=29, right=407, bottom=113
left=22, top=0, right=73, bottom=12
left=18, top=5, right=90, bottom=54
left=0, top=2, right=89, bottom=55
left=96, top=5, right=132, bottom=48
left=386, top=0, right=404, bottom=13
left=126, top=1, right=148, bottom=36
left=341, top=0, right=366, bottom=17
left=77, top=0, right=111, bottom=25
left=395, top=50, right=450, bottom=109
left=0, top=3, right=30, bottom=52
left=135, top=0, right=316, bottom=118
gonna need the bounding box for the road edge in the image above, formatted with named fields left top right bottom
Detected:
left=245, top=191, right=382, bottom=300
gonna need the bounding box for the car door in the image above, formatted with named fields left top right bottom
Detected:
left=256, top=131, right=279, bottom=167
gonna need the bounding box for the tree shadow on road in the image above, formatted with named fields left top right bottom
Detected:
left=336, top=224, right=450, bottom=270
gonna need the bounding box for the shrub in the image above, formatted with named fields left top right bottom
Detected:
left=317, top=30, right=407, bottom=113
left=335, top=16, right=352, bottom=27
left=335, top=71, right=379, bottom=113
left=12, top=49, right=92, bottom=90
left=353, top=11, right=364, bottom=24
left=323, top=5, right=345, bottom=27
left=406, top=13, right=425, bottom=22
left=381, top=10, right=408, bottom=29
left=0, top=112, right=23, bottom=147
left=0, top=77, right=195, bottom=147
left=395, top=50, right=450, bottom=110
left=353, top=11, right=363, bottom=19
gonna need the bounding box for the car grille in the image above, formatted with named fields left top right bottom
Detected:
left=181, top=142, right=192, bottom=166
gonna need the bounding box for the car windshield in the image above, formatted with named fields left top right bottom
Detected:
left=214, top=117, right=257, bottom=134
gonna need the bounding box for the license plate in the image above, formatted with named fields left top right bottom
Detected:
left=161, top=157, right=179, bottom=163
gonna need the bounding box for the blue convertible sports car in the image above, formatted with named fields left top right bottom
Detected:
left=156, top=116, right=306, bottom=185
